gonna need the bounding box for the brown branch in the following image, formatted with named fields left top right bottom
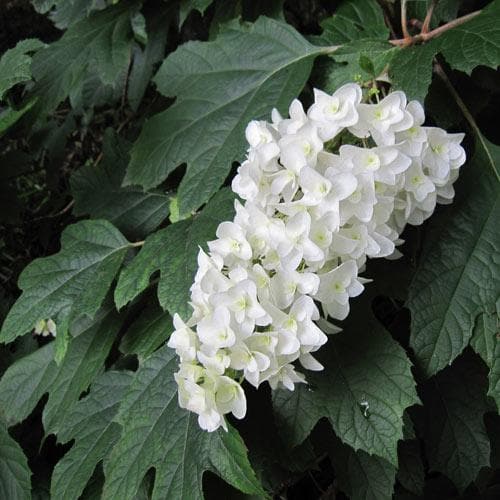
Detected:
left=422, top=0, right=439, bottom=34
left=401, top=0, right=410, bottom=39
left=390, top=9, right=481, bottom=46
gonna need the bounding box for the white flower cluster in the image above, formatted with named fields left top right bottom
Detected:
left=168, top=83, right=465, bottom=432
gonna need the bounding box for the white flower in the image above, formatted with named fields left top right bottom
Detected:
left=308, top=83, right=362, bottom=140
left=404, top=160, right=435, bottom=202
left=352, top=91, right=413, bottom=145
left=168, top=314, right=198, bottom=362
left=168, top=84, right=465, bottom=432
left=208, top=221, right=252, bottom=262
left=34, top=318, right=56, bottom=337
left=279, top=123, right=323, bottom=173
left=315, top=260, right=364, bottom=320
left=197, top=307, right=236, bottom=349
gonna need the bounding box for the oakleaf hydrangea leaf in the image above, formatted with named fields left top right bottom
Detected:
left=0, top=420, right=31, bottom=500
left=119, top=304, right=173, bottom=359
left=327, top=434, right=396, bottom=500
left=71, top=130, right=169, bottom=239
left=397, top=439, right=425, bottom=496
left=407, top=136, right=500, bottom=377
left=114, top=188, right=235, bottom=318
left=51, top=371, right=133, bottom=500
left=318, top=0, right=389, bottom=44
left=125, top=16, right=328, bottom=214
left=179, top=0, right=213, bottom=26
left=0, top=38, right=45, bottom=100
left=102, top=345, right=265, bottom=500
left=0, top=305, right=121, bottom=432
left=471, top=312, right=500, bottom=410
left=421, top=350, right=493, bottom=492
left=30, top=1, right=135, bottom=116
left=273, top=324, right=419, bottom=465
left=0, top=220, right=131, bottom=344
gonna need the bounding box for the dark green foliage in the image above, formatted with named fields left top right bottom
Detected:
left=0, top=0, right=499, bottom=498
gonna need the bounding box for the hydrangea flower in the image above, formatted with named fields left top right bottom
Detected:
left=168, top=83, right=466, bottom=432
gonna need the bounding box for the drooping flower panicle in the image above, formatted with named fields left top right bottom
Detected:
left=168, top=83, right=466, bottom=432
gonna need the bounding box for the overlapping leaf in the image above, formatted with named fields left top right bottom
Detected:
left=0, top=39, right=45, bottom=100
left=0, top=420, right=31, bottom=500
left=30, top=1, right=135, bottom=116
left=125, top=16, right=327, bottom=214
left=318, top=0, right=389, bottom=44
left=391, top=1, right=500, bottom=100
left=0, top=305, right=121, bottom=433
left=273, top=323, right=419, bottom=465
left=51, top=371, right=133, bottom=500
left=0, top=220, right=130, bottom=344
left=471, top=312, right=500, bottom=410
left=327, top=434, right=396, bottom=500
left=115, top=188, right=235, bottom=319
left=102, top=345, right=265, bottom=500
left=420, top=351, right=493, bottom=492
left=71, top=131, right=169, bottom=239
left=407, top=136, right=500, bottom=377
left=119, top=303, right=173, bottom=359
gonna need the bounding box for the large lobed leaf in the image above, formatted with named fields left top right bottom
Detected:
left=0, top=220, right=130, bottom=345
left=51, top=371, right=133, bottom=500
left=102, top=345, right=265, bottom=500
left=115, top=187, right=235, bottom=319
left=125, top=16, right=327, bottom=214
left=71, top=130, right=170, bottom=240
left=407, top=136, right=500, bottom=377
left=30, top=1, right=135, bottom=116
left=273, top=323, right=419, bottom=465
left=0, top=305, right=121, bottom=433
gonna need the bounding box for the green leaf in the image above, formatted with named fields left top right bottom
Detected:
left=407, top=0, right=461, bottom=28
left=33, top=0, right=108, bottom=29
left=51, top=371, right=133, bottom=500
left=0, top=38, right=45, bottom=100
left=0, top=420, right=31, bottom=500
left=420, top=350, right=493, bottom=492
left=0, top=305, right=121, bottom=431
left=71, top=131, right=169, bottom=239
left=327, top=434, right=396, bottom=500
left=273, top=323, right=419, bottom=465
left=0, top=99, right=37, bottom=136
left=125, top=16, right=326, bottom=214
left=102, top=345, right=265, bottom=500
left=30, top=1, right=135, bottom=116
left=391, top=1, right=500, bottom=101
left=0, top=220, right=130, bottom=344
left=318, top=40, right=395, bottom=91
left=115, top=188, right=235, bottom=318
left=407, top=137, right=500, bottom=377
left=127, top=10, right=169, bottom=111
left=119, top=303, right=173, bottom=359
left=179, top=0, right=213, bottom=26
left=471, top=312, right=500, bottom=410
left=319, top=0, right=390, bottom=44
left=396, top=440, right=425, bottom=496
